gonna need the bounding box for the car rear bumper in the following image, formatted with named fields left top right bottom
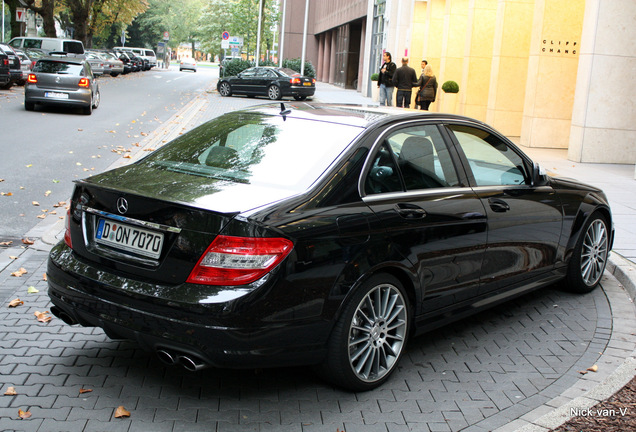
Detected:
left=47, top=242, right=328, bottom=369
left=287, top=86, right=316, bottom=97
left=25, top=87, right=92, bottom=106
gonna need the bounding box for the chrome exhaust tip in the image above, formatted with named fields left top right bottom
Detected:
left=156, top=349, right=177, bottom=366
left=177, top=355, right=208, bottom=372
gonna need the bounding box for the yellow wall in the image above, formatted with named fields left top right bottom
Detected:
left=437, top=0, right=469, bottom=113
left=460, top=0, right=498, bottom=120
left=521, top=0, right=585, bottom=148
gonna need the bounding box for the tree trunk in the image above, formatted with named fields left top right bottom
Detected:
left=24, top=0, right=58, bottom=38
left=66, top=0, right=92, bottom=45
left=5, top=0, right=23, bottom=39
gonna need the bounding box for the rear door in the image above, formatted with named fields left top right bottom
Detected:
left=444, top=123, right=563, bottom=294
left=361, top=122, right=488, bottom=314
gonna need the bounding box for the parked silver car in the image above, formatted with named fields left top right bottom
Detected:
left=25, top=56, right=100, bottom=115
left=85, top=52, right=105, bottom=76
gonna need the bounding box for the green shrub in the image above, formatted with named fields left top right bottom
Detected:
left=370, top=73, right=379, bottom=81
left=442, top=80, right=459, bottom=93
left=222, top=58, right=252, bottom=77
left=282, top=58, right=316, bottom=78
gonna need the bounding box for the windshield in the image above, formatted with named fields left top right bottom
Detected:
left=141, top=112, right=363, bottom=192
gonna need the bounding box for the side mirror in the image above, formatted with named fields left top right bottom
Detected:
left=531, top=162, right=549, bottom=186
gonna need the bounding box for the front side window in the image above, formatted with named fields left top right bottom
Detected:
left=365, top=124, right=459, bottom=195
left=447, top=125, right=529, bottom=187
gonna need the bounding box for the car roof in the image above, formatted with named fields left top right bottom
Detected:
left=239, top=103, right=488, bottom=130
left=38, top=56, right=86, bottom=64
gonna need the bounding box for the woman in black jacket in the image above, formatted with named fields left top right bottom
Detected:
left=416, top=64, right=437, bottom=110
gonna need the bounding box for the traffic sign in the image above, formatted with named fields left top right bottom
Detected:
left=163, top=31, right=170, bottom=41
left=222, top=31, right=230, bottom=41
left=16, top=8, right=26, bottom=22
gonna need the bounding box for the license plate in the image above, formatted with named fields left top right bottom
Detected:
left=303, top=82, right=312, bottom=86
left=95, top=218, right=164, bottom=259
left=45, top=92, right=69, bottom=99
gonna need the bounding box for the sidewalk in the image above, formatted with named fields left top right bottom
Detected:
left=0, top=81, right=634, bottom=432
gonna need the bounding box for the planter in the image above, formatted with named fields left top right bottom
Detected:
left=441, top=92, right=458, bottom=113
left=371, top=84, right=379, bottom=102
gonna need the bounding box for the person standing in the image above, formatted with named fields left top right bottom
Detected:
left=378, top=52, right=397, bottom=106
left=416, top=64, right=438, bottom=111
left=393, top=57, right=418, bottom=108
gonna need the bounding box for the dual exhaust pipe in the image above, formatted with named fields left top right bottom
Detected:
left=156, top=349, right=208, bottom=372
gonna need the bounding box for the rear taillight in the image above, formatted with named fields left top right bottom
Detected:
left=27, top=74, right=37, bottom=84
left=78, top=78, right=90, bottom=87
left=312, top=78, right=316, bottom=84
left=2, top=59, right=8, bottom=66
left=63, top=208, right=73, bottom=249
left=290, top=77, right=301, bottom=85
left=187, top=235, right=293, bottom=286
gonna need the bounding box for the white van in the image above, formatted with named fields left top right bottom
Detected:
left=113, top=47, right=157, bottom=69
left=8, top=37, right=85, bottom=57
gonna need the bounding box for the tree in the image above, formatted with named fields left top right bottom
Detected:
left=21, top=0, right=58, bottom=37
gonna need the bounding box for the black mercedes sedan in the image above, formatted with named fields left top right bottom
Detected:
left=217, top=66, right=316, bottom=100
left=47, top=103, right=613, bottom=391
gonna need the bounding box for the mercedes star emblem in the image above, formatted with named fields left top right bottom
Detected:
left=116, top=197, right=129, bottom=214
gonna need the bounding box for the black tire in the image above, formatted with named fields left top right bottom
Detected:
left=564, top=212, right=610, bottom=293
left=293, top=95, right=307, bottom=101
left=92, top=90, right=100, bottom=109
left=318, top=273, right=410, bottom=391
left=267, top=85, right=282, bottom=100
left=25, top=101, right=35, bottom=111
left=218, top=81, right=232, bottom=97
left=83, top=101, right=93, bottom=115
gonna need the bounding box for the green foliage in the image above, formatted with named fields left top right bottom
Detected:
left=442, top=80, right=459, bottom=93
left=370, top=73, right=379, bottom=81
left=223, top=58, right=253, bottom=76
left=281, top=58, right=316, bottom=78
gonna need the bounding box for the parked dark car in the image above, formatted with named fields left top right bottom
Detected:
left=25, top=56, right=100, bottom=115
left=0, top=43, right=22, bottom=88
left=47, top=104, right=613, bottom=391
left=0, top=49, right=9, bottom=88
left=217, top=66, right=316, bottom=100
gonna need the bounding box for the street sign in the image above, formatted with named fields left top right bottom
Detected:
left=228, top=36, right=243, bottom=46
left=16, top=8, right=26, bottom=22
left=163, top=31, right=170, bottom=41
left=221, top=40, right=229, bottom=49
left=222, top=31, right=230, bottom=41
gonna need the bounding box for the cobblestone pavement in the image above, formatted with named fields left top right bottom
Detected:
left=1, top=76, right=635, bottom=432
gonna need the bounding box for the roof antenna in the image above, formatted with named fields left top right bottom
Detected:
left=280, top=103, right=291, bottom=120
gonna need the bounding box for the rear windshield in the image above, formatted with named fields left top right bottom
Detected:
left=33, top=60, right=84, bottom=75
left=141, top=112, right=363, bottom=191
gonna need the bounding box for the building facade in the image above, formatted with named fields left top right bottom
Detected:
left=279, top=0, right=636, bottom=164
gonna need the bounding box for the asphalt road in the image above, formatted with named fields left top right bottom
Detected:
left=0, top=65, right=216, bottom=242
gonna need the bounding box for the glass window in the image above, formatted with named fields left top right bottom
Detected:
left=141, top=112, right=363, bottom=192
left=33, top=60, right=84, bottom=75
left=448, top=125, right=529, bottom=186
left=365, top=124, right=459, bottom=195
left=240, top=68, right=257, bottom=78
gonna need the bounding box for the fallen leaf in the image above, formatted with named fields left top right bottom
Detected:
left=9, top=256, right=18, bottom=260
left=11, top=268, right=27, bottom=277
left=587, top=364, right=598, bottom=372
left=114, top=406, right=131, bottom=418
left=18, top=409, right=31, bottom=419
left=8, top=298, right=24, bottom=307
left=44, top=190, right=51, bottom=197
left=22, top=238, right=34, bottom=245
left=1, top=192, right=13, bottom=196
left=578, top=370, right=588, bottom=375
left=27, top=286, right=39, bottom=294
left=34, top=311, right=52, bottom=323
left=79, top=388, right=93, bottom=394
left=43, top=273, right=48, bottom=281
left=4, top=386, right=17, bottom=396
left=25, top=164, right=32, bottom=168
left=0, top=241, right=13, bottom=246
left=32, top=201, right=40, bottom=206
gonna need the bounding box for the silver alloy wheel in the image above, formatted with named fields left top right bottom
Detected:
left=580, top=218, right=609, bottom=286
left=219, top=82, right=231, bottom=96
left=268, top=85, right=281, bottom=100
left=348, top=283, right=407, bottom=383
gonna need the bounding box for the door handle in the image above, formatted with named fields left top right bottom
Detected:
left=395, top=203, right=427, bottom=219
left=488, top=198, right=510, bottom=212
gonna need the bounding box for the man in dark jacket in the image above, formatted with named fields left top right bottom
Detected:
left=393, top=57, right=418, bottom=108
left=378, top=51, right=396, bottom=106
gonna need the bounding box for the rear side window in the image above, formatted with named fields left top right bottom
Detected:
left=63, top=41, right=84, bottom=54
left=33, top=60, right=84, bottom=75
left=144, top=50, right=155, bottom=56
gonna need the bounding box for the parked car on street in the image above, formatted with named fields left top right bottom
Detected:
left=47, top=103, right=613, bottom=391
left=25, top=55, right=100, bottom=115
left=0, top=43, right=22, bottom=88
left=179, top=58, right=197, bottom=72
left=217, top=67, right=316, bottom=100
left=13, top=48, right=32, bottom=85
left=0, top=48, right=10, bottom=88
left=100, top=51, right=124, bottom=76
left=85, top=51, right=105, bottom=76
left=8, top=36, right=85, bottom=58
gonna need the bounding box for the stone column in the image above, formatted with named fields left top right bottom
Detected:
left=568, top=0, right=636, bottom=163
